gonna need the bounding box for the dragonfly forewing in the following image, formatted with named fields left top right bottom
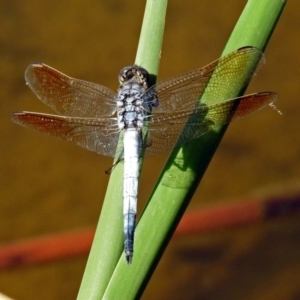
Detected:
left=145, top=47, right=263, bottom=114
left=25, top=63, right=118, bottom=118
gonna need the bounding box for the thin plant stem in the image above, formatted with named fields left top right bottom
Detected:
left=77, top=0, right=168, bottom=299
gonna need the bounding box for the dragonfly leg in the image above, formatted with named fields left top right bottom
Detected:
left=105, top=149, right=124, bottom=174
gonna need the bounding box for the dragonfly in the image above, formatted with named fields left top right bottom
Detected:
left=11, top=46, right=277, bottom=263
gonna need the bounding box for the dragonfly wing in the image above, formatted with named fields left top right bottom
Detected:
left=25, top=63, right=118, bottom=117
left=145, top=47, right=263, bottom=112
left=145, top=92, right=278, bottom=157
left=11, top=111, right=121, bottom=157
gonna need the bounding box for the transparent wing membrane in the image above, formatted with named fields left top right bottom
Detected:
left=12, top=47, right=277, bottom=158
left=145, top=92, right=277, bottom=157
left=11, top=111, right=120, bottom=157
left=25, top=63, right=118, bottom=117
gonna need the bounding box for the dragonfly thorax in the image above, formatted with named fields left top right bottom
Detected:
left=117, top=78, right=149, bottom=130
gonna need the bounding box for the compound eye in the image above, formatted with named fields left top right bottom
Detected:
left=118, top=66, right=149, bottom=86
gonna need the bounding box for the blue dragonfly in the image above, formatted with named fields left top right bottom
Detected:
left=11, top=46, right=277, bottom=263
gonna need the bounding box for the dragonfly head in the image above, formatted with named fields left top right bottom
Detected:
left=118, top=66, right=149, bottom=89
